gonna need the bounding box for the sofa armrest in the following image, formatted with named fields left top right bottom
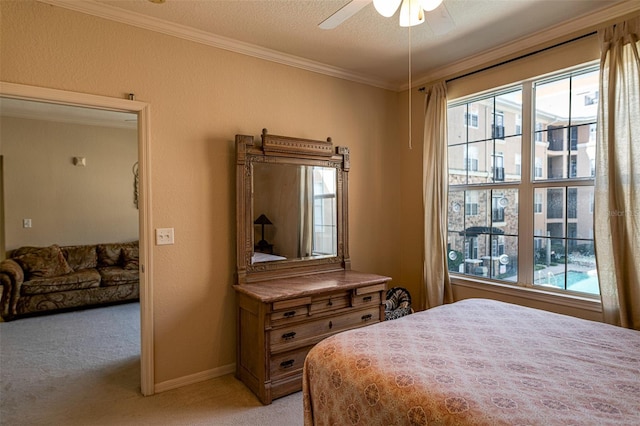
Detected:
left=0, top=258, right=25, bottom=320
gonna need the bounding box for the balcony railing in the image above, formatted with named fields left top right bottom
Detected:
left=492, top=125, right=505, bottom=140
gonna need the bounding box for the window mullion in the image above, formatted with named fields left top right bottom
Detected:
left=518, top=80, right=534, bottom=286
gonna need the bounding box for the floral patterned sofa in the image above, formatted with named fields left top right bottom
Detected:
left=0, top=242, right=139, bottom=321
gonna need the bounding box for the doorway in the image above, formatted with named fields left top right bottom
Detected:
left=0, top=82, right=153, bottom=395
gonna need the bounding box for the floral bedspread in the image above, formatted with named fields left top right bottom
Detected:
left=303, top=298, right=640, bottom=425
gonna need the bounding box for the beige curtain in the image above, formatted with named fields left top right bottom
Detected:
left=299, top=166, right=313, bottom=257
left=595, top=17, right=640, bottom=330
left=422, top=81, right=453, bottom=309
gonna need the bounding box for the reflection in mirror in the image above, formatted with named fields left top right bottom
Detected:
left=252, top=163, right=337, bottom=263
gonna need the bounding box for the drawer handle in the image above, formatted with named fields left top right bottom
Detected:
left=327, top=299, right=333, bottom=306
left=329, top=321, right=333, bottom=329
left=361, top=314, right=373, bottom=321
left=363, top=296, right=372, bottom=302
left=280, top=359, right=295, bottom=369
left=283, top=311, right=296, bottom=318
left=282, top=332, right=296, bottom=340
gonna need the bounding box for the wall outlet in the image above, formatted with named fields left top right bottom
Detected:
left=156, top=228, right=174, bottom=245
left=23, top=219, right=32, bottom=228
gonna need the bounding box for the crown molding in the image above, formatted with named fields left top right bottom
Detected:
left=36, top=0, right=640, bottom=93
left=410, top=0, right=640, bottom=90
left=37, top=0, right=396, bottom=91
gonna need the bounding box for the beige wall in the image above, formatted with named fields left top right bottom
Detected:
left=1, top=116, right=138, bottom=251
left=0, top=1, right=401, bottom=385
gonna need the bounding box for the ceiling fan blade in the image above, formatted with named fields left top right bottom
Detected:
left=424, top=2, right=455, bottom=35
left=319, top=0, right=372, bottom=30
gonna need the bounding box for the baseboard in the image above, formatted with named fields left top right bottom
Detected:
left=154, top=363, right=236, bottom=394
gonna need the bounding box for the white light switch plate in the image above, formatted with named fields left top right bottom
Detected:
left=156, top=228, right=174, bottom=245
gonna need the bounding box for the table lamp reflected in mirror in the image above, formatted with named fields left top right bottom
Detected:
left=254, top=214, right=273, bottom=253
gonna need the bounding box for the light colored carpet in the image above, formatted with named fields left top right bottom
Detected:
left=0, top=303, right=303, bottom=425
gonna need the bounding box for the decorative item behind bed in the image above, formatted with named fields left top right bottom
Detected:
left=384, top=286, right=413, bottom=320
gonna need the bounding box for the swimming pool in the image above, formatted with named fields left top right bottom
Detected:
left=535, top=270, right=600, bottom=295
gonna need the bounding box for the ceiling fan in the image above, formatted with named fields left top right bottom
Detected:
left=319, top=0, right=455, bottom=35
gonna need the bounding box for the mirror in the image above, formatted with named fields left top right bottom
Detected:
left=252, top=163, right=337, bottom=263
left=236, top=129, right=350, bottom=284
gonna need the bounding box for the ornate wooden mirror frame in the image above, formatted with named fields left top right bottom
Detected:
left=235, top=129, right=350, bottom=285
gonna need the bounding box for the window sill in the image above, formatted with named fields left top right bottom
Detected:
left=450, top=275, right=602, bottom=313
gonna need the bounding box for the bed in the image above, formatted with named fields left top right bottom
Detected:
left=303, top=298, right=640, bottom=425
left=251, top=252, right=287, bottom=263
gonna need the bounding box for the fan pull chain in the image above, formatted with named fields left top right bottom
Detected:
left=409, top=27, right=413, bottom=149
left=408, top=23, right=412, bottom=150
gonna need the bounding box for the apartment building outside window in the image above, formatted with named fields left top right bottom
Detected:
left=447, top=64, right=599, bottom=296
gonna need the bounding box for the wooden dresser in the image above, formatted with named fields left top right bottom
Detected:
left=234, top=130, right=391, bottom=404
left=234, top=270, right=390, bottom=404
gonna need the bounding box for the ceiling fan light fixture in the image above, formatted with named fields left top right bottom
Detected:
left=420, top=0, right=443, bottom=12
left=373, top=0, right=403, bottom=17
left=399, top=0, right=425, bottom=27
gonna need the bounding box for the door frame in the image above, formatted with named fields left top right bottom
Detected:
left=0, top=81, right=154, bottom=395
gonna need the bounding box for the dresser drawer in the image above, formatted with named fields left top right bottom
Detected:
left=270, top=306, right=380, bottom=352
left=309, top=290, right=350, bottom=315
left=270, top=345, right=313, bottom=380
left=271, top=306, right=309, bottom=324
left=352, top=291, right=382, bottom=307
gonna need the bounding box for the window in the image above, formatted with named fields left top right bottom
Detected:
left=569, top=127, right=578, bottom=151
left=466, top=236, right=478, bottom=262
left=535, top=122, right=544, bottom=142
left=492, top=152, right=505, bottom=181
left=464, top=112, right=479, bottom=128
left=465, top=191, right=478, bottom=216
left=547, top=125, right=564, bottom=151
left=534, top=193, right=543, bottom=213
left=447, top=64, right=599, bottom=296
left=312, top=167, right=336, bottom=255
left=546, top=188, right=564, bottom=219
left=465, top=146, right=479, bottom=172
left=570, top=155, right=577, bottom=178
left=493, top=235, right=506, bottom=257
left=492, top=112, right=505, bottom=139
left=584, top=90, right=599, bottom=106
left=492, top=193, right=506, bottom=222
left=534, top=157, right=543, bottom=178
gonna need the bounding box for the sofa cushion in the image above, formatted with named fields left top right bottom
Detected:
left=13, top=245, right=74, bottom=280
left=20, top=269, right=101, bottom=295
left=97, top=244, right=125, bottom=267
left=62, top=245, right=98, bottom=270
left=122, top=246, right=139, bottom=270
left=98, top=266, right=139, bottom=286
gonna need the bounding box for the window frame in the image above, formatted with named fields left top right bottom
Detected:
left=446, top=63, right=599, bottom=300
